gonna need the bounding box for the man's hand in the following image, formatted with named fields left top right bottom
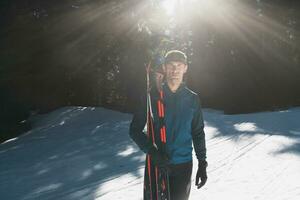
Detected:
left=148, top=145, right=169, bottom=168
left=195, top=160, right=208, bottom=189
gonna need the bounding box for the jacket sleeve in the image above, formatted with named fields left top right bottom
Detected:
left=191, top=95, right=207, bottom=161
left=129, top=95, right=150, bottom=153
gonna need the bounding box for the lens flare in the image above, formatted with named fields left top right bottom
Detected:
left=162, top=0, right=176, bottom=16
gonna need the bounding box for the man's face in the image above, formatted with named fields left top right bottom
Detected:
left=163, top=61, right=187, bottom=83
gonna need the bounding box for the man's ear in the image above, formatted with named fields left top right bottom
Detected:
left=162, top=64, right=166, bottom=72
left=183, top=64, right=188, bottom=73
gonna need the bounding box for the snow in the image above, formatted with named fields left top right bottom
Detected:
left=1, top=106, right=300, bottom=200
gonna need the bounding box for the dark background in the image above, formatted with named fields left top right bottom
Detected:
left=1, top=0, right=299, bottom=142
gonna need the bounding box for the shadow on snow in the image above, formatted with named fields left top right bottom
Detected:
left=203, top=106, right=300, bottom=156
left=1, top=106, right=299, bottom=200
left=0, top=106, right=145, bottom=200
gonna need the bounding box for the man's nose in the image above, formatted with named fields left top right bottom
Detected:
left=172, top=67, right=179, bottom=73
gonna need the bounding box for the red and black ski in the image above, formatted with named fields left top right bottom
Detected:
left=143, top=62, right=170, bottom=200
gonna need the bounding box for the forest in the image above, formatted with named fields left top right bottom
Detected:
left=1, top=0, right=299, bottom=142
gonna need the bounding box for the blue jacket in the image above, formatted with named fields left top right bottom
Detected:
left=129, top=82, right=206, bottom=164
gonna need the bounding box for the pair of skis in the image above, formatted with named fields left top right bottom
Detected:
left=143, top=63, right=171, bottom=200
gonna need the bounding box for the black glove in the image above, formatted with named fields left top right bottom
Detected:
left=195, top=160, right=208, bottom=189
left=148, top=145, right=169, bottom=168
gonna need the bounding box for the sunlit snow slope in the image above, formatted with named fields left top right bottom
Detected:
left=1, top=106, right=299, bottom=200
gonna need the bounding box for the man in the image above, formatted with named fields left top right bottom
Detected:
left=129, top=50, right=207, bottom=200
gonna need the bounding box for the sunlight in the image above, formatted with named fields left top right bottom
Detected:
left=234, top=122, right=260, bottom=132
left=162, top=0, right=176, bottom=16
left=117, top=145, right=139, bottom=157
left=161, top=0, right=198, bottom=17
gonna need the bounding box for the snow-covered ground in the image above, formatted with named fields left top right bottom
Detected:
left=1, top=106, right=300, bottom=200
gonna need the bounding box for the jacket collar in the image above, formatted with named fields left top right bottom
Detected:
left=163, top=81, right=186, bottom=96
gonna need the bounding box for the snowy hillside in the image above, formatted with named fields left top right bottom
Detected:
left=0, top=106, right=299, bottom=200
